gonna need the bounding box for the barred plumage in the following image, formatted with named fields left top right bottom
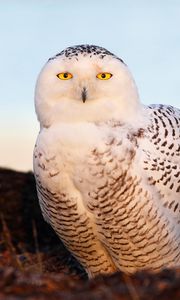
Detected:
left=34, top=45, right=180, bottom=277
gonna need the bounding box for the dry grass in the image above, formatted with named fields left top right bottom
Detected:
left=1, top=214, right=23, bottom=271
left=0, top=168, right=180, bottom=300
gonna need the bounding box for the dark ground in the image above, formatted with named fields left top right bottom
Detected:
left=0, top=168, right=179, bottom=300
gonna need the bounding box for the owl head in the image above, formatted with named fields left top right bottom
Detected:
left=35, top=45, right=140, bottom=128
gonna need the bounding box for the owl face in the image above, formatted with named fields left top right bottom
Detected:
left=35, top=45, right=140, bottom=127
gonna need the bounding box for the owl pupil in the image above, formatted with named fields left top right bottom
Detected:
left=64, top=73, right=68, bottom=78
left=101, top=73, right=106, bottom=78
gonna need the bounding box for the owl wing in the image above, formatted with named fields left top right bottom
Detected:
left=140, top=104, right=180, bottom=218
left=33, top=136, right=61, bottom=225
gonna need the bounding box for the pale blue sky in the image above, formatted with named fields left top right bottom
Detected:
left=0, top=1, right=180, bottom=171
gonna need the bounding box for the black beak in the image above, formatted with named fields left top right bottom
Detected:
left=81, top=87, right=87, bottom=103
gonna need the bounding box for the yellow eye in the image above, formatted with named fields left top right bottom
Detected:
left=57, top=72, right=73, bottom=80
left=96, top=72, right=112, bottom=80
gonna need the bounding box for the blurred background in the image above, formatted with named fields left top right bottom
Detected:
left=0, top=0, right=180, bottom=171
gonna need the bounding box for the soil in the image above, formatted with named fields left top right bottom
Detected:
left=0, top=168, right=179, bottom=300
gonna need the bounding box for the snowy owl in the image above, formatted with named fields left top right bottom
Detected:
left=34, top=44, right=180, bottom=278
